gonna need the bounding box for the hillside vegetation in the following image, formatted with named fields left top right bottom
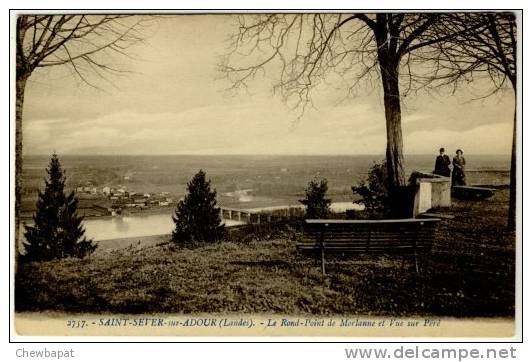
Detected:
left=16, top=189, right=515, bottom=317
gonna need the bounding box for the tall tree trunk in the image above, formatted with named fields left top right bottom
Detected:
left=380, top=65, right=406, bottom=189
left=372, top=17, right=407, bottom=216
left=15, top=75, right=28, bottom=260
left=508, top=93, right=517, bottom=230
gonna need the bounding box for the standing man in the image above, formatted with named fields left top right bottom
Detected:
left=434, top=147, right=451, bottom=177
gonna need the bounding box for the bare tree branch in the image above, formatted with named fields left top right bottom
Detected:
left=14, top=14, right=155, bottom=258
left=17, top=14, right=152, bottom=84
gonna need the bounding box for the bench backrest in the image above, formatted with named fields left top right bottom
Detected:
left=298, top=218, right=440, bottom=253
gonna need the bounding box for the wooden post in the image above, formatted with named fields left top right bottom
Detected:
left=413, top=222, right=420, bottom=274
left=365, top=228, right=371, bottom=252
left=414, top=249, right=419, bottom=274
left=321, top=245, right=326, bottom=276
left=320, top=225, right=327, bottom=276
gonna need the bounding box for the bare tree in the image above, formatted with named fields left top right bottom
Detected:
left=426, top=12, right=517, bottom=229
left=15, top=14, right=150, bottom=255
left=220, top=13, right=474, bottom=202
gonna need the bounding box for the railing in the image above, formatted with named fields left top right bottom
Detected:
left=417, top=169, right=510, bottom=186
left=220, top=206, right=305, bottom=224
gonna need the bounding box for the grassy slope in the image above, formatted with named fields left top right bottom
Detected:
left=15, top=189, right=515, bottom=317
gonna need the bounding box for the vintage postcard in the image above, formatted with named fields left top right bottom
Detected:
left=11, top=10, right=521, bottom=339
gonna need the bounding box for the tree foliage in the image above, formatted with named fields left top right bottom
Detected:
left=23, top=154, right=96, bottom=261
left=172, top=170, right=225, bottom=243
left=299, top=178, right=331, bottom=219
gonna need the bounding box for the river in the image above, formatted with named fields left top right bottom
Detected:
left=82, top=213, right=245, bottom=241
left=82, top=201, right=363, bottom=241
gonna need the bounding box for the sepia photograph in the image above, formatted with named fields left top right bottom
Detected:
left=11, top=10, right=520, bottom=338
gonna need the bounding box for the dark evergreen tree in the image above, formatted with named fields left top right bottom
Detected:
left=23, top=153, right=96, bottom=261
left=172, top=170, right=224, bottom=243
left=299, top=178, right=331, bottom=219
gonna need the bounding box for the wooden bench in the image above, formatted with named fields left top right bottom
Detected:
left=297, top=218, right=441, bottom=275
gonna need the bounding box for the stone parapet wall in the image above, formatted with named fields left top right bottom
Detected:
left=412, top=172, right=451, bottom=216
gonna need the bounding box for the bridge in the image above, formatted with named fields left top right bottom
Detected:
left=220, top=205, right=305, bottom=225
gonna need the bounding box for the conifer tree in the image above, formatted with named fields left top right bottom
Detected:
left=172, top=170, right=224, bottom=243
left=299, top=178, right=331, bottom=219
left=23, top=154, right=96, bottom=261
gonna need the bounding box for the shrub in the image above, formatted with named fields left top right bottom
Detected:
left=352, top=160, right=392, bottom=218
left=408, top=170, right=438, bottom=186
left=299, top=178, right=331, bottom=219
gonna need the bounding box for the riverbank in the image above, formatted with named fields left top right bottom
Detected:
left=15, top=188, right=515, bottom=317
left=94, top=234, right=171, bottom=253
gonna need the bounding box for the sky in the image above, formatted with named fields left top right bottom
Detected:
left=21, top=15, right=516, bottom=156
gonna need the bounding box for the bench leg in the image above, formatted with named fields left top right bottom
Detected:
left=321, top=247, right=326, bottom=276
left=414, top=252, right=419, bottom=274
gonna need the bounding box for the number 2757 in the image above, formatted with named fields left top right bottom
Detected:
left=66, top=320, right=87, bottom=328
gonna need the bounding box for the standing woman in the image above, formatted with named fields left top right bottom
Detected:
left=452, top=149, right=467, bottom=186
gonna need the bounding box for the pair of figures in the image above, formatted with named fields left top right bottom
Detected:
left=434, top=148, right=466, bottom=186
